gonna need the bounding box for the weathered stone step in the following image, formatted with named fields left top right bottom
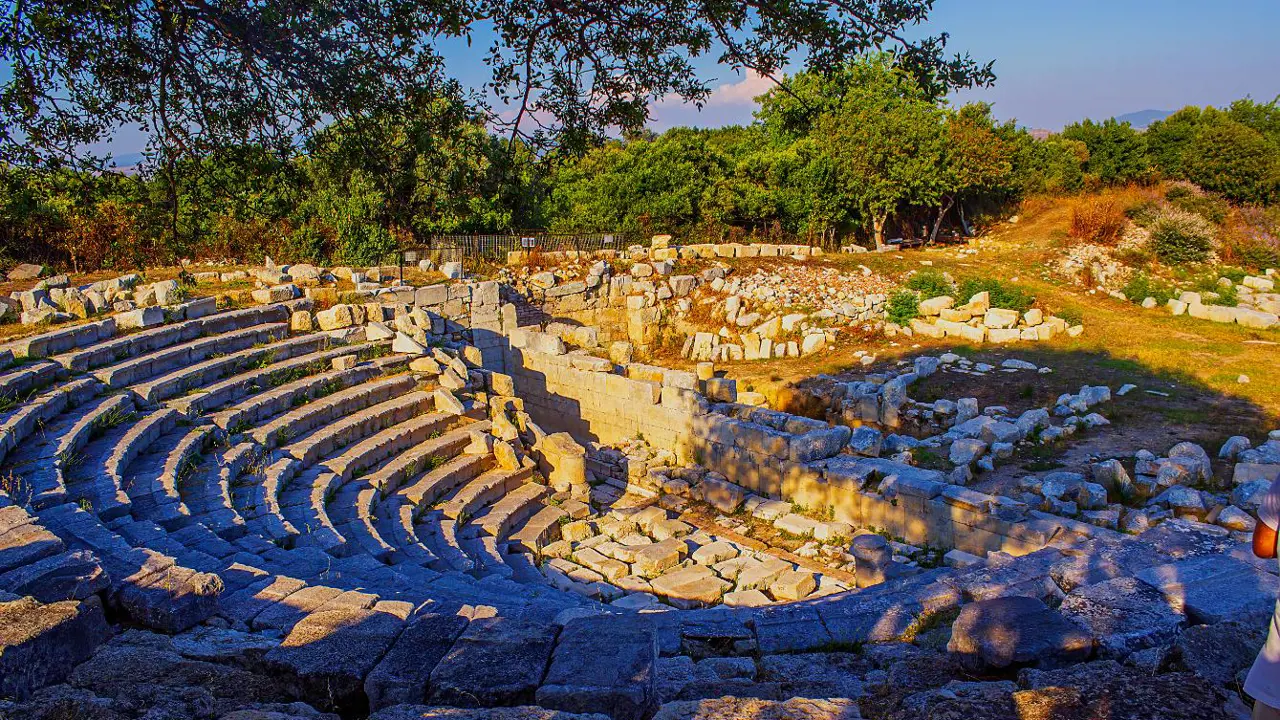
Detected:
left=320, top=410, right=462, bottom=483
left=61, top=416, right=155, bottom=521
left=248, top=373, right=416, bottom=448
left=167, top=341, right=384, bottom=418
left=283, top=390, right=435, bottom=468
left=53, top=393, right=137, bottom=467
left=331, top=482, right=396, bottom=562
left=427, top=513, right=476, bottom=573
left=53, top=304, right=290, bottom=372
left=212, top=355, right=406, bottom=433
left=0, top=506, right=65, bottom=575
left=0, top=360, right=58, bottom=402
left=377, top=501, right=439, bottom=567
left=93, top=323, right=289, bottom=389
left=186, top=442, right=262, bottom=538
left=3, top=390, right=129, bottom=509
left=460, top=535, right=514, bottom=578
left=365, top=422, right=483, bottom=501
left=476, top=482, right=549, bottom=540
left=8, top=317, right=116, bottom=359
left=131, top=333, right=331, bottom=405
left=439, top=466, right=534, bottom=522
left=280, top=470, right=347, bottom=555
left=400, top=453, right=493, bottom=510
left=0, top=378, right=100, bottom=466
left=508, top=504, right=569, bottom=554
left=121, top=423, right=216, bottom=529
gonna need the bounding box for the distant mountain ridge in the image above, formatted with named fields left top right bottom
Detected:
left=1114, top=109, right=1173, bottom=129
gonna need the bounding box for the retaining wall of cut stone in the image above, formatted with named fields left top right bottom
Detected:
left=497, top=325, right=1105, bottom=559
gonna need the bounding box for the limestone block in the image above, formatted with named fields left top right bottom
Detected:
left=771, top=570, right=817, bottom=601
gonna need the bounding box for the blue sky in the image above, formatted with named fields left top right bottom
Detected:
left=635, top=0, right=1280, bottom=131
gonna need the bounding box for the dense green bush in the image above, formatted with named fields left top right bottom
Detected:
left=956, top=278, right=1036, bottom=312
left=903, top=270, right=954, bottom=298
left=1149, top=208, right=1216, bottom=265
left=886, top=290, right=921, bottom=325
left=1183, top=120, right=1280, bottom=205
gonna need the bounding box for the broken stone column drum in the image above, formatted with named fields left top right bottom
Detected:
left=851, top=534, right=892, bottom=588
left=542, top=432, right=587, bottom=492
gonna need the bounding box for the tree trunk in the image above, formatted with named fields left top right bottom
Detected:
left=873, top=214, right=887, bottom=251
left=929, top=196, right=955, bottom=244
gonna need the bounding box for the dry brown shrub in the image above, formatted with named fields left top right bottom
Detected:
left=58, top=200, right=152, bottom=272
left=1068, top=198, right=1127, bottom=245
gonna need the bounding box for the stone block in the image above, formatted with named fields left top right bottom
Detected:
left=537, top=615, right=658, bottom=720
left=429, top=618, right=558, bottom=707
left=947, top=596, right=1092, bottom=672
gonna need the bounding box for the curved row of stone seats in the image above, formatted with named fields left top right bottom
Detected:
left=93, top=322, right=290, bottom=390
left=224, top=365, right=415, bottom=543
left=0, top=304, right=299, bottom=465
left=211, top=353, right=406, bottom=433
left=3, top=391, right=133, bottom=509
left=167, top=340, right=386, bottom=418
left=120, top=417, right=216, bottom=530
left=431, top=462, right=536, bottom=576
left=4, top=316, right=117, bottom=359
left=0, top=359, right=59, bottom=403
left=368, top=423, right=484, bottom=567
left=0, top=377, right=99, bottom=464
left=325, top=412, right=478, bottom=561
left=51, top=303, right=290, bottom=373
left=269, top=390, right=440, bottom=554
left=248, top=373, right=417, bottom=448
left=26, top=502, right=222, bottom=634
left=129, top=331, right=332, bottom=405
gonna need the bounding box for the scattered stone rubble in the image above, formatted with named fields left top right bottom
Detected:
left=1160, top=275, right=1280, bottom=330
left=897, top=291, right=1084, bottom=344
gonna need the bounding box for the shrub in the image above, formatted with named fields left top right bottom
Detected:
left=886, top=291, right=920, bottom=325
left=903, top=270, right=954, bottom=298
left=1068, top=198, right=1127, bottom=244
left=1123, top=198, right=1161, bottom=226
left=1121, top=273, right=1175, bottom=305
left=1149, top=208, right=1216, bottom=265
left=1055, top=306, right=1085, bottom=326
left=1206, top=284, right=1239, bottom=307
left=1182, top=119, right=1280, bottom=205
left=1221, top=206, right=1280, bottom=270
left=1168, top=191, right=1229, bottom=225
left=956, top=278, right=1036, bottom=313
left=1218, top=266, right=1248, bottom=284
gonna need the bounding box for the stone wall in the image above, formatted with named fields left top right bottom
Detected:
left=495, top=322, right=1102, bottom=560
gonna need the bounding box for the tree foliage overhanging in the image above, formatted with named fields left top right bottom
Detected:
left=1, top=0, right=994, bottom=170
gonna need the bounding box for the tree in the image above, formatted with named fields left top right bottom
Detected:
left=1226, top=97, right=1280, bottom=148
left=1182, top=119, right=1280, bottom=205
left=810, top=56, right=946, bottom=249
left=928, top=103, right=1014, bottom=241
left=1144, top=106, right=1205, bottom=179
left=544, top=127, right=727, bottom=233
left=1061, top=118, right=1151, bottom=185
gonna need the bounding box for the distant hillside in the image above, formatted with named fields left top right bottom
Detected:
left=1115, top=109, right=1172, bottom=129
